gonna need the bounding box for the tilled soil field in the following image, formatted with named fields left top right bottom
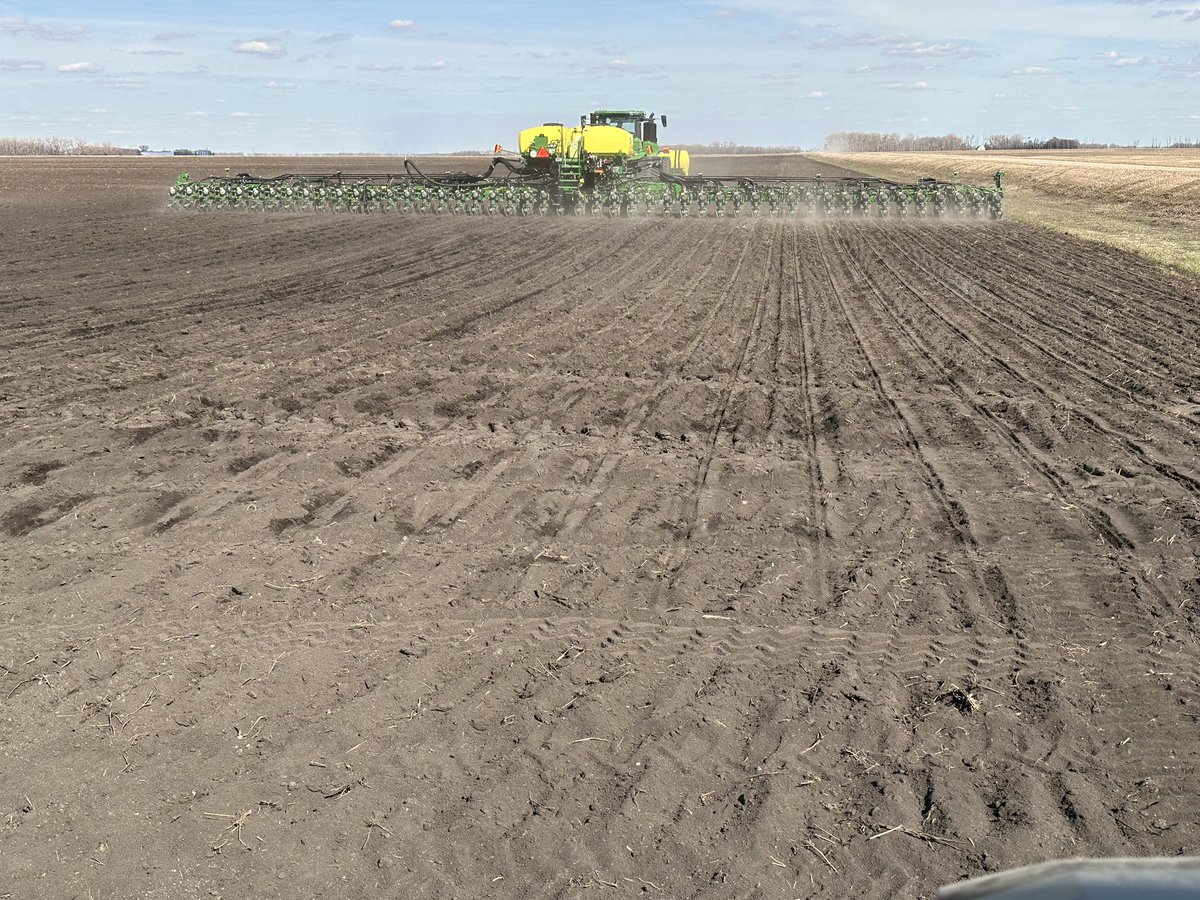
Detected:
left=1, top=157, right=1199, bottom=899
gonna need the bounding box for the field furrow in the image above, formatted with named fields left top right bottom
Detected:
left=1, top=156, right=1197, bottom=900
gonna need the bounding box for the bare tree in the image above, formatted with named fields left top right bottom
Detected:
left=0, top=136, right=139, bottom=156
left=822, top=132, right=973, bottom=152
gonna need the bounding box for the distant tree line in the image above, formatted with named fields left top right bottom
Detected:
left=823, top=131, right=1095, bottom=152
left=984, top=134, right=1081, bottom=150
left=0, top=137, right=139, bottom=156
left=823, top=132, right=976, bottom=152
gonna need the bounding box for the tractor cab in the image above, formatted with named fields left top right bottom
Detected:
left=585, top=110, right=666, bottom=144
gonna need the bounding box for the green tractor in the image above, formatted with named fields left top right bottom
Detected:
left=170, top=108, right=1003, bottom=218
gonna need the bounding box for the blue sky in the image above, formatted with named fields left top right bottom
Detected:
left=2, top=1, right=1199, bottom=152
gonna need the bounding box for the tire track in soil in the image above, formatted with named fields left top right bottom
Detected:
left=788, top=225, right=1166, bottom=871
left=888, top=227, right=1200, bottom=411
left=874, top=225, right=1200, bottom=453
left=9, top=609, right=1185, bottom=897
left=511, top=225, right=763, bottom=539
left=0, top=222, right=683, bottom=564
left=830, top=225, right=1137, bottom=555
left=329, top=229, right=873, bottom=889
left=808, top=221, right=1199, bottom=863
left=959, top=223, right=1200, bottom=334
left=843, top=225, right=1198, bottom=628
left=274, top=224, right=716, bottom=546
left=676, top=221, right=776, bottom=544
left=279, top=223, right=767, bottom=613
left=0, top=219, right=607, bottom=418
left=782, top=223, right=833, bottom=611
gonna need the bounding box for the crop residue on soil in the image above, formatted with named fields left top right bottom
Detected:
left=1, top=156, right=1198, bottom=898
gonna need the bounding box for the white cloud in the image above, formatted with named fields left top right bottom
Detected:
left=1094, top=49, right=1146, bottom=66
left=887, top=80, right=929, bottom=90
left=1011, top=66, right=1056, bottom=75
left=230, top=111, right=263, bottom=118
left=233, top=40, right=284, bottom=57
left=267, top=80, right=297, bottom=90
left=804, top=90, right=826, bottom=98
left=185, top=111, right=208, bottom=116
left=91, top=107, right=108, bottom=113
left=388, top=19, right=417, bottom=31
left=415, top=59, right=448, bottom=70
left=0, top=57, right=44, bottom=70
left=57, top=61, right=102, bottom=73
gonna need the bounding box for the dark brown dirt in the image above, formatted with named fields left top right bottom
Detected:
left=1, top=156, right=1198, bottom=899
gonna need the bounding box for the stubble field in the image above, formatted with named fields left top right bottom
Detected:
left=1, top=155, right=1198, bottom=899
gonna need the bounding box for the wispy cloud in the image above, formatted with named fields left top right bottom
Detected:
left=414, top=59, right=449, bottom=70
left=233, top=40, right=284, bottom=57
left=0, top=57, right=44, bottom=70
left=1011, top=66, right=1056, bottom=75
left=95, top=77, right=145, bottom=89
left=314, top=32, right=352, bottom=44
left=887, top=80, right=929, bottom=90
left=852, top=32, right=909, bottom=46
left=883, top=40, right=981, bottom=59
left=57, top=61, right=102, bottom=73
left=1152, top=7, right=1200, bottom=19
left=0, top=16, right=86, bottom=41
left=388, top=19, right=417, bottom=31
left=154, top=30, right=193, bottom=41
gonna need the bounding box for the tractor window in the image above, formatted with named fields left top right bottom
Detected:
left=592, top=114, right=639, bottom=135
